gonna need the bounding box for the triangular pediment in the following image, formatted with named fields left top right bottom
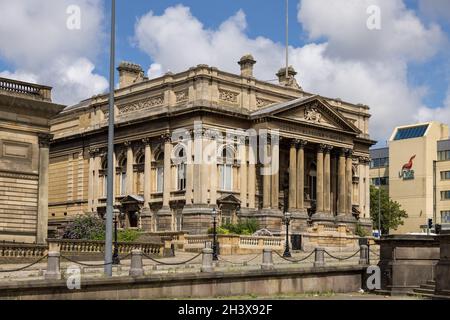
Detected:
left=251, top=96, right=360, bottom=134
left=216, top=194, right=241, bottom=205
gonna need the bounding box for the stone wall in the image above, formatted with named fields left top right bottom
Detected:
left=0, top=265, right=365, bottom=300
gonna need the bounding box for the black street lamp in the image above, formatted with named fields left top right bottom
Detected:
left=283, top=211, right=292, bottom=257
left=212, top=207, right=218, bottom=261
left=112, top=213, right=120, bottom=265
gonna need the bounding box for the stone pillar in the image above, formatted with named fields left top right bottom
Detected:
left=93, top=152, right=100, bottom=210
left=262, top=141, right=271, bottom=209
left=240, top=137, right=248, bottom=208
left=45, top=251, right=61, bottom=280
left=296, top=140, right=307, bottom=211
left=288, top=141, right=297, bottom=211
left=193, top=128, right=203, bottom=204
left=338, top=149, right=346, bottom=215
left=210, top=137, right=218, bottom=205
left=359, top=245, right=369, bottom=265
left=248, top=142, right=256, bottom=209
left=271, top=138, right=279, bottom=210
left=323, top=145, right=333, bottom=214
left=314, top=248, right=325, bottom=268
left=201, top=247, right=214, bottom=272
left=162, top=134, right=172, bottom=208
left=37, top=133, right=52, bottom=244
left=88, top=149, right=95, bottom=212
left=143, top=139, right=152, bottom=208
left=316, top=145, right=325, bottom=213
left=346, top=149, right=353, bottom=215
left=185, top=136, right=194, bottom=205
left=261, top=249, right=274, bottom=270
left=125, top=141, right=134, bottom=195
left=129, top=249, right=144, bottom=277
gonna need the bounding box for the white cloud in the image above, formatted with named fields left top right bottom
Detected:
left=0, top=0, right=108, bottom=105
left=133, top=2, right=450, bottom=144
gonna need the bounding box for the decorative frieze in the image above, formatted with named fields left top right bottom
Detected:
left=256, top=97, right=275, bottom=108
left=219, top=89, right=239, bottom=104
left=118, top=95, right=164, bottom=115
left=175, top=90, right=189, bottom=103
left=304, top=105, right=322, bottom=123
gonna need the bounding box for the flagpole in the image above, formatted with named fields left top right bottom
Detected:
left=285, top=0, right=289, bottom=79
left=104, top=0, right=116, bottom=276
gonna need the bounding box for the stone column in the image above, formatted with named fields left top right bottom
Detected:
left=296, top=140, right=307, bottom=211
left=185, top=136, right=194, bottom=205
left=288, top=140, right=297, bottom=211
left=248, top=142, right=256, bottom=209
left=271, top=138, right=279, bottom=210
left=210, top=137, right=218, bottom=205
left=239, top=137, right=248, bottom=208
left=93, top=151, right=100, bottom=210
left=316, top=144, right=325, bottom=213
left=193, top=128, right=203, bottom=204
left=323, top=145, right=333, bottom=214
left=162, top=134, right=172, bottom=208
left=262, top=140, right=271, bottom=209
left=346, top=149, right=354, bottom=215
left=87, top=148, right=95, bottom=212
left=338, top=149, right=346, bottom=215
left=143, top=138, right=152, bottom=208
left=125, top=141, right=134, bottom=195
left=37, top=133, right=52, bottom=244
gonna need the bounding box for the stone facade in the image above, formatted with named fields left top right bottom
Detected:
left=0, top=77, right=64, bottom=243
left=49, top=55, right=374, bottom=235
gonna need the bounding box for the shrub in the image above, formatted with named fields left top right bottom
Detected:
left=117, top=229, right=141, bottom=242
left=208, top=219, right=260, bottom=235
left=63, top=214, right=105, bottom=240
left=355, top=223, right=368, bottom=237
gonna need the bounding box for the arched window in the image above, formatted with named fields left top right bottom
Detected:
left=118, top=156, right=127, bottom=195
left=219, top=146, right=234, bottom=191
left=156, top=151, right=164, bottom=193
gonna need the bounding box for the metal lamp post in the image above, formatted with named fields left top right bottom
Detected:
left=112, top=213, right=120, bottom=265
left=212, top=207, right=218, bottom=261
left=283, top=211, right=292, bottom=257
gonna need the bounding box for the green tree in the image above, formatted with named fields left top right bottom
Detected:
left=370, top=185, right=408, bottom=235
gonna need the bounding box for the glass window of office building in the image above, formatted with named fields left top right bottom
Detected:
left=442, top=211, right=450, bottom=223
left=439, top=150, right=450, bottom=161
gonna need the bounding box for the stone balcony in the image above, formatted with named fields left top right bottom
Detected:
left=0, top=77, right=52, bottom=102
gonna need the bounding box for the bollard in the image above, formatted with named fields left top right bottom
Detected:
left=129, top=249, right=144, bottom=277
left=314, top=248, right=325, bottom=268
left=45, top=251, right=61, bottom=280
left=261, top=249, right=274, bottom=270
left=201, top=248, right=214, bottom=273
left=359, top=245, right=369, bottom=265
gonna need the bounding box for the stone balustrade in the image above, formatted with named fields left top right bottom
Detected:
left=0, top=242, right=48, bottom=258
left=0, top=77, right=52, bottom=101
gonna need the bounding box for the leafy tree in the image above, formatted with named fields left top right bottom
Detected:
left=370, top=185, right=408, bottom=235
left=63, top=214, right=105, bottom=240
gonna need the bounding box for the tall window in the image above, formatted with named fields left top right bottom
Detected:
left=308, top=163, right=317, bottom=200
left=118, top=156, right=127, bottom=195
left=156, top=152, right=164, bottom=193
left=219, top=147, right=234, bottom=191
left=100, top=158, right=107, bottom=197
left=176, top=148, right=187, bottom=191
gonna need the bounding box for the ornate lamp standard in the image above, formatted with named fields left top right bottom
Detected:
left=212, top=207, right=218, bottom=261
left=283, top=211, right=292, bottom=257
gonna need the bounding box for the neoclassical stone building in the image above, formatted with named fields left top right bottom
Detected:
left=49, top=56, right=375, bottom=234
left=0, top=77, right=64, bottom=243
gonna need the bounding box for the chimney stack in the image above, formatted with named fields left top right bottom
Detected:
left=238, top=54, right=256, bottom=78
left=276, top=66, right=301, bottom=89
left=117, top=61, right=144, bottom=89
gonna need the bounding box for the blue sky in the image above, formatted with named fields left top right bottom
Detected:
left=0, top=0, right=449, bottom=143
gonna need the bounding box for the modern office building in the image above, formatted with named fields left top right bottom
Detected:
left=370, top=121, right=450, bottom=234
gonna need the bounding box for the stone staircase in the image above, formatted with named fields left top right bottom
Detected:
left=410, top=280, right=436, bottom=298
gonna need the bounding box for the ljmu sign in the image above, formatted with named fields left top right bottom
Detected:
left=399, top=155, right=416, bottom=180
